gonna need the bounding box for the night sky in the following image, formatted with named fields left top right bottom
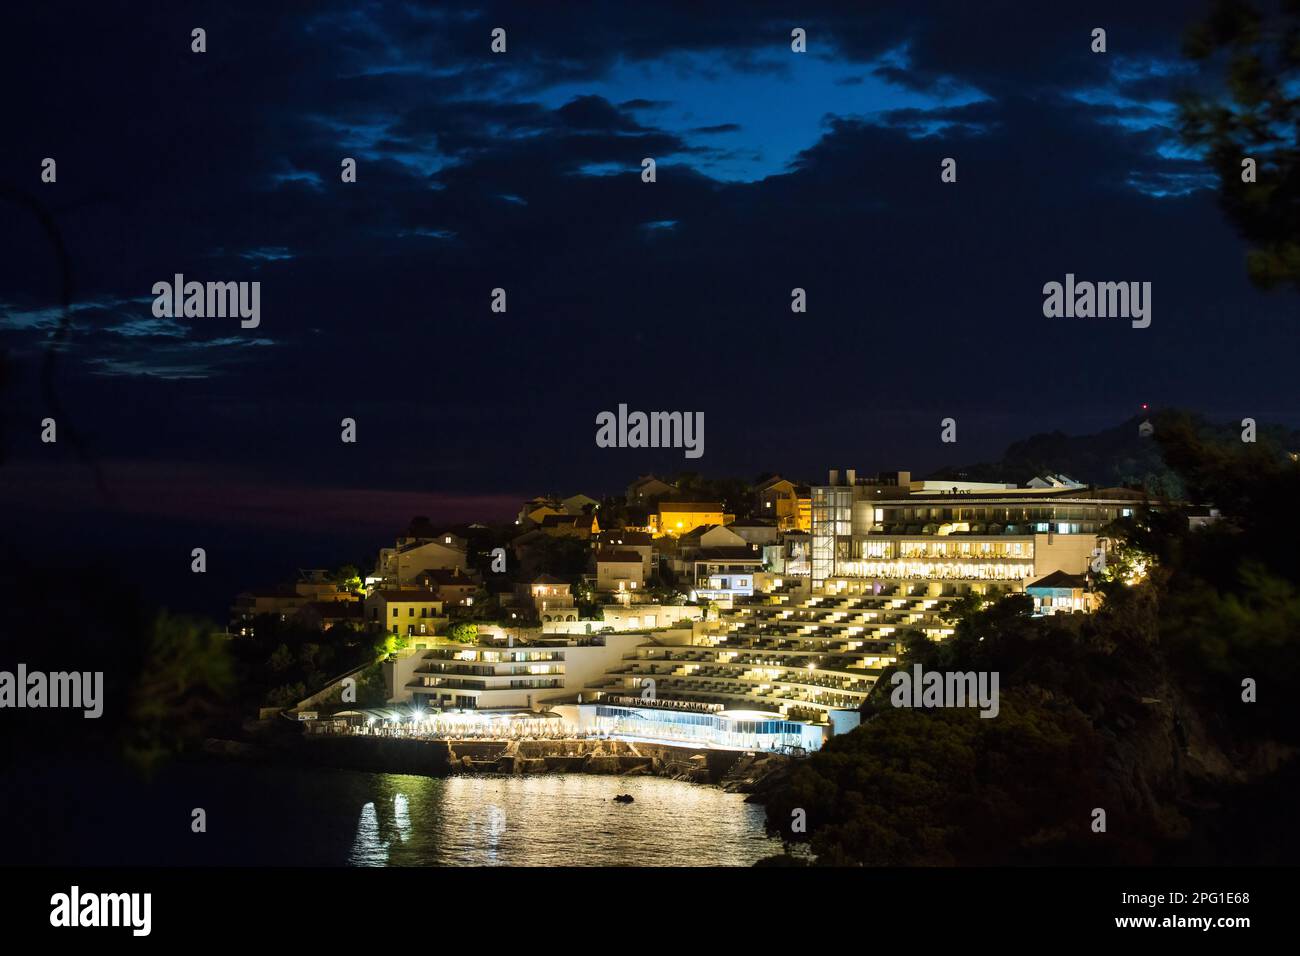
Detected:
left=2, top=2, right=1297, bottom=610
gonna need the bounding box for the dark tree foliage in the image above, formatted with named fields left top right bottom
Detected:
left=0, top=558, right=238, bottom=774
left=1143, top=414, right=1300, bottom=747
left=670, top=472, right=756, bottom=518
left=764, top=694, right=1119, bottom=866
left=520, top=534, right=592, bottom=580
left=228, top=616, right=381, bottom=711
left=1180, top=0, right=1300, bottom=288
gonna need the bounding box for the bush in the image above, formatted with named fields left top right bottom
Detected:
left=448, top=622, right=478, bottom=643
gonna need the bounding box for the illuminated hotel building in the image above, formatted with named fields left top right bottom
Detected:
left=388, top=470, right=1147, bottom=753
left=811, top=469, right=1144, bottom=592
left=581, top=470, right=1145, bottom=750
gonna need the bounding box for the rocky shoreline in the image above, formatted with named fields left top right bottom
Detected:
left=203, top=733, right=795, bottom=792
left=718, top=751, right=798, bottom=799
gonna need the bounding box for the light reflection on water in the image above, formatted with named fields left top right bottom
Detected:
left=347, top=774, right=780, bottom=867
left=0, top=758, right=780, bottom=866
left=349, top=801, right=386, bottom=866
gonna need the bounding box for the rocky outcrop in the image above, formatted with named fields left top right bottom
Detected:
left=720, top=752, right=794, bottom=798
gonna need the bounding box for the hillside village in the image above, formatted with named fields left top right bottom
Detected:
left=230, top=472, right=821, bottom=640
left=228, top=467, right=1143, bottom=751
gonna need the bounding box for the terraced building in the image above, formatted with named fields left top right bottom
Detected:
left=579, top=578, right=966, bottom=749
left=578, top=469, right=1146, bottom=751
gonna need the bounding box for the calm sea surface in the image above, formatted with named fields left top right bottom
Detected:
left=4, top=759, right=781, bottom=866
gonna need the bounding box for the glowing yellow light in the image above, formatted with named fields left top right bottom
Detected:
left=1124, top=558, right=1149, bottom=585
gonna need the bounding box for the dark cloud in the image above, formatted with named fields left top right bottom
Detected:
left=0, top=0, right=1290, bottom=520
left=554, top=94, right=649, bottom=131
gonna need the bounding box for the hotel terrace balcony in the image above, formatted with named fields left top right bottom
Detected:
left=585, top=583, right=962, bottom=725
left=408, top=647, right=567, bottom=696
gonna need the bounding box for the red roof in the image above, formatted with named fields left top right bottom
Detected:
left=695, top=547, right=763, bottom=562
left=374, top=589, right=441, bottom=602
left=596, top=549, right=644, bottom=564
left=530, top=575, right=569, bottom=585
left=419, top=568, right=479, bottom=586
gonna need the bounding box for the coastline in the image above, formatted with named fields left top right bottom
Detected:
left=201, top=734, right=794, bottom=794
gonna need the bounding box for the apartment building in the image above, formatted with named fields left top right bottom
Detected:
left=364, top=589, right=446, bottom=639
left=373, top=535, right=468, bottom=586
left=754, top=476, right=812, bottom=531
left=513, top=576, right=578, bottom=623
left=595, top=549, right=646, bottom=594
